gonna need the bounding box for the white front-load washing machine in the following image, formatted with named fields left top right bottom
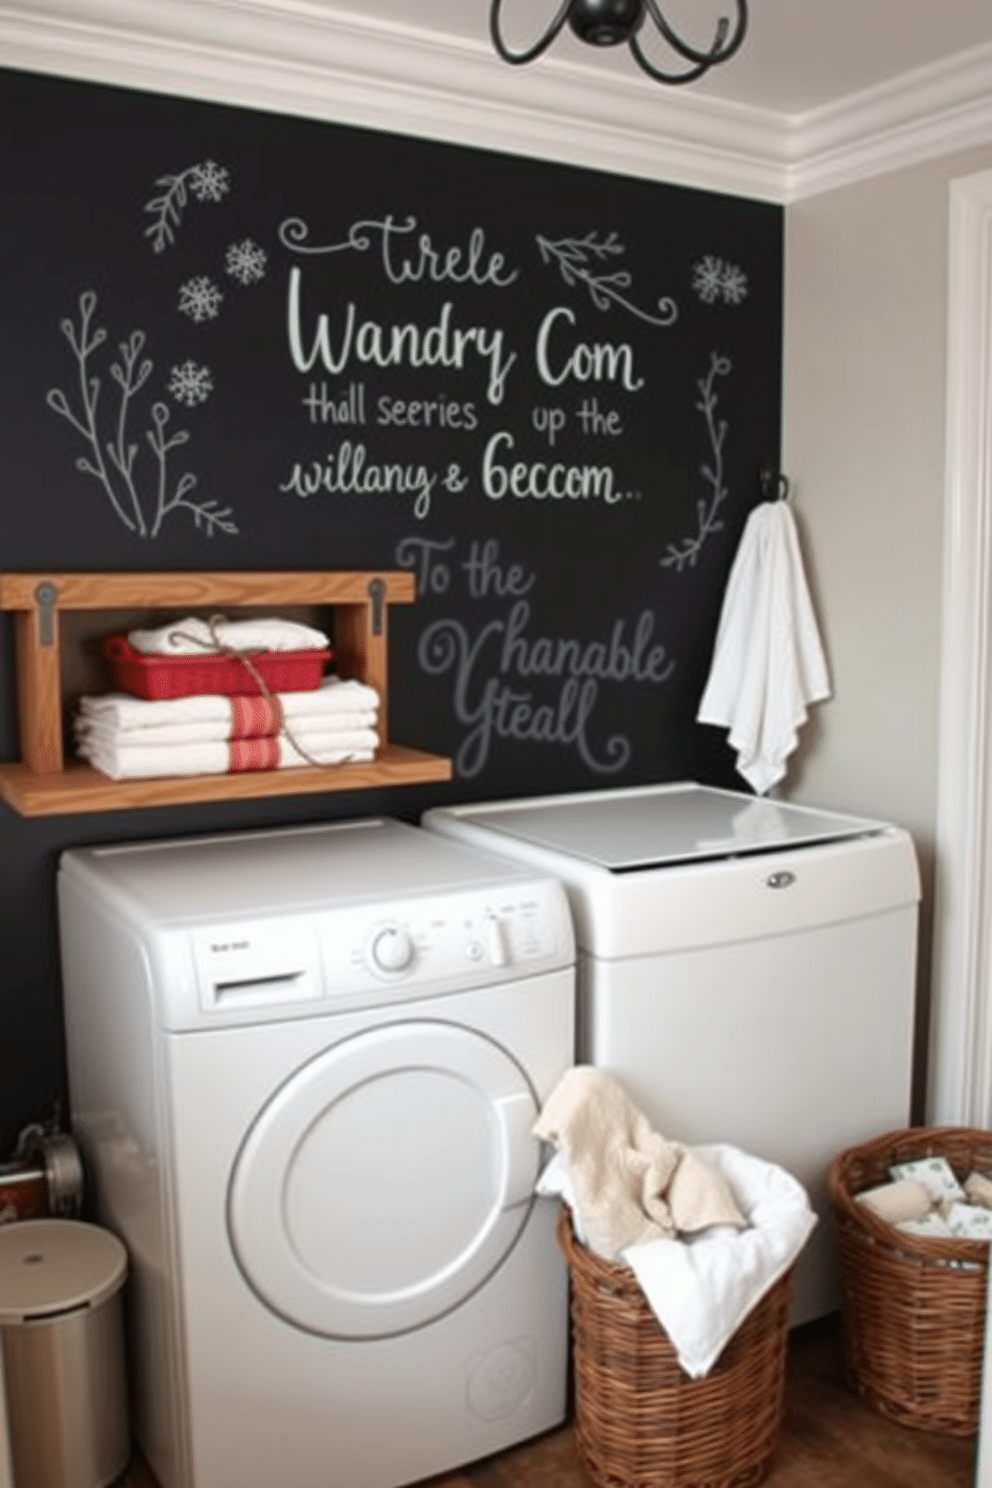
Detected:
left=57, top=818, right=575, bottom=1488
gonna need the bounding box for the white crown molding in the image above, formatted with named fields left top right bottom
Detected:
left=785, top=42, right=992, bottom=201
left=1, top=0, right=991, bottom=203
left=0, top=0, right=786, bottom=200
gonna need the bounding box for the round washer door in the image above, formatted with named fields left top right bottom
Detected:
left=228, top=1020, right=540, bottom=1338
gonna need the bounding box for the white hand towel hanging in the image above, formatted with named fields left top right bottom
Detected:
left=697, top=499, right=830, bottom=795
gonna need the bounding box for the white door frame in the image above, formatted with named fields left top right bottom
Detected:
left=928, top=165, right=992, bottom=1488
left=928, top=166, right=992, bottom=1130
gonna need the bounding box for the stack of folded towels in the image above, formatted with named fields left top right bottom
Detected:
left=855, top=1156, right=992, bottom=1239
left=76, top=616, right=380, bottom=780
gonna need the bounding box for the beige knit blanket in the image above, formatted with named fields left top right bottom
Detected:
left=533, top=1067, right=747, bottom=1259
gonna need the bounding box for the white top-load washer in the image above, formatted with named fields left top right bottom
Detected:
left=423, top=782, right=921, bottom=1325
left=57, top=817, right=575, bottom=1488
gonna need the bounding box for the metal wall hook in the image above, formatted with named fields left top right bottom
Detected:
left=759, top=466, right=790, bottom=502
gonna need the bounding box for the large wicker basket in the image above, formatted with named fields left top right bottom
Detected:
left=829, top=1125, right=992, bottom=1437
left=557, top=1208, right=791, bottom=1488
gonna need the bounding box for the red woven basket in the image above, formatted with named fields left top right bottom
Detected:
left=102, top=635, right=331, bottom=700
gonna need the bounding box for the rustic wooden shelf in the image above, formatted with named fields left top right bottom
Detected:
left=0, top=748, right=451, bottom=817
left=0, top=571, right=452, bottom=817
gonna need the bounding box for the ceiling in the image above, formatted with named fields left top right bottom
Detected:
left=331, top=0, right=992, bottom=117
left=3, top=0, right=992, bottom=200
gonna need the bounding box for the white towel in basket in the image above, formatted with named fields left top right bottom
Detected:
left=620, top=1144, right=816, bottom=1378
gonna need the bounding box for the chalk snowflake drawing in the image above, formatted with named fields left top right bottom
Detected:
left=720, top=263, right=748, bottom=305
left=692, top=255, right=749, bottom=307
left=178, top=276, right=224, bottom=323
left=660, top=352, right=731, bottom=573
left=225, top=238, right=268, bottom=286
left=168, top=360, right=215, bottom=408
left=144, top=160, right=231, bottom=254
left=536, top=231, right=678, bottom=327
left=46, top=291, right=237, bottom=538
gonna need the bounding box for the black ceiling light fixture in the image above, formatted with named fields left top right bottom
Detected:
left=489, top=0, right=748, bottom=85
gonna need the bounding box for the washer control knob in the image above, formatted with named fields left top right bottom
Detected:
left=370, top=926, right=414, bottom=974
left=484, top=913, right=508, bottom=967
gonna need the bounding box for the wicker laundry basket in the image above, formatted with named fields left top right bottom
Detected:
left=829, top=1125, right=992, bottom=1437
left=556, top=1208, right=791, bottom=1488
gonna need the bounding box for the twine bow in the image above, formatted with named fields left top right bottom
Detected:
left=168, top=614, right=356, bottom=769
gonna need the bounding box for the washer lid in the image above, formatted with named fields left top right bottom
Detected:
left=59, top=816, right=543, bottom=925
left=228, top=1021, right=539, bottom=1339
left=428, top=783, right=888, bottom=871
left=0, top=1220, right=127, bottom=1321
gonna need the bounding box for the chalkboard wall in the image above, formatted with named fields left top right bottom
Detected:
left=0, top=66, right=782, bottom=1151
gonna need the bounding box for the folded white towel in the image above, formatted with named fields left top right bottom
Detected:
left=78, top=730, right=378, bottom=780
left=76, top=709, right=378, bottom=748
left=697, top=501, right=830, bottom=795
left=76, top=677, right=379, bottom=733
left=128, top=615, right=330, bottom=655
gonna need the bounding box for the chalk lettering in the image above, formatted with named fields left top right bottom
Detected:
left=533, top=405, right=567, bottom=446
left=418, top=616, right=632, bottom=777
left=286, top=270, right=516, bottom=406
left=279, top=215, right=519, bottom=288
left=535, top=305, right=644, bottom=391
left=278, top=440, right=437, bottom=519
left=442, top=464, right=469, bottom=492
left=500, top=601, right=673, bottom=683
left=396, top=534, right=456, bottom=594
left=482, top=430, right=634, bottom=504
left=376, top=394, right=478, bottom=431
left=576, top=396, right=623, bottom=436
left=462, top=539, right=536, bottom=600
left=303, top=381, right=366, bottom=425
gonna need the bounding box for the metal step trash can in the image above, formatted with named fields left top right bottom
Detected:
left=0, top=1220, right=129, bottom=1488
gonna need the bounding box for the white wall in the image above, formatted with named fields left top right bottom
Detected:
left=782, top=141, right=992, bottom=1109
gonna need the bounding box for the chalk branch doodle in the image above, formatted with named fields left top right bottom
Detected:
left=144, top=159, right=231, bottom=254
left=46, top=291, right=236, bottom=538
left=42, top=158, right=269, bottom=539
left=536, top=232, right=678, bottom=327
left=660, top=351, right=732, bottom=572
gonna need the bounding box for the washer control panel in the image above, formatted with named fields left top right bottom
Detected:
left=324, top=879, right=571, bottom=996
left=178, top=877, right=572, bottom=1021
